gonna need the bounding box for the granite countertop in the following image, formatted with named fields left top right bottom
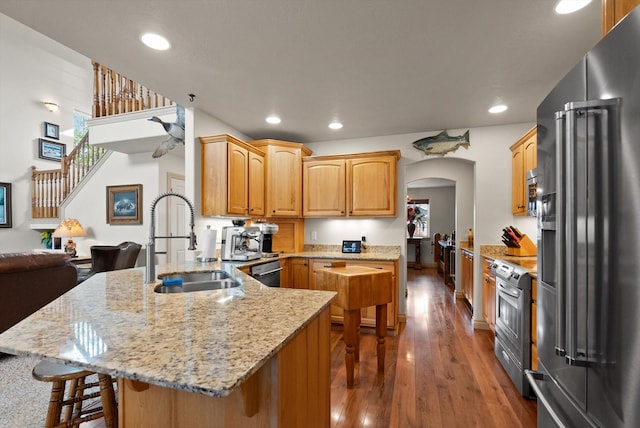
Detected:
left=235, top=245, right=401, bottom=268
left=0, top=261, right=336, bottom=398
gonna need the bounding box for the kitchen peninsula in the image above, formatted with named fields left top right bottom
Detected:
left=0, top=262, right=336, bottom=427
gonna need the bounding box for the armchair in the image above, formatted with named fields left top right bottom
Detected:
left=77, top=241, right=142, bottom=283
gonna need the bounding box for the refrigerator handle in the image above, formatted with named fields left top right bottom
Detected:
left=554, top=110, right=567, bottom=357
left=525, top=370, right=568, bottom=428
left=563, top=98, right=621, bottom=367
left=564, top=103, right=581, bottom=365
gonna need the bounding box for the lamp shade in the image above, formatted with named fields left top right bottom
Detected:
left=53, top=219, right=87, bottom=238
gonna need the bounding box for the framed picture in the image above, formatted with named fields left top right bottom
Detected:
left=106, top=184, right=143, bottom=224
left=0, top=182, right=12, bottom=228
left=44, top=122, right=60, bottom=140
left=38, top=139, right=66, bottom=162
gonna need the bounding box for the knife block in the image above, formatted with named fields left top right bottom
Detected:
left=506, top=234, right=537, bottom=257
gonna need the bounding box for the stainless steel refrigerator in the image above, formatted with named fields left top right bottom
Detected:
left=528, top=6, right=640, bottom=428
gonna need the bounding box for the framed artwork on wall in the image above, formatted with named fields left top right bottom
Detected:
left=106, top=184, right=142, bottom=224
left=0, top=182, right=12, bottom=228
left=38, top=139, right=66, bottom=162
left=44, top=122, right=60, bottom=140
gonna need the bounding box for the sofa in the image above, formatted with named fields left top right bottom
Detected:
left=0, top=252, right=78, bottom=335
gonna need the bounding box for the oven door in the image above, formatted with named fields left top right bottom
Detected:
left=250, top=260, right=282, bottom=287
left=495, top=278, right=525, bottom=357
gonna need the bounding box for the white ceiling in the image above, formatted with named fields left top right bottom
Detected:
left=0, top=1, right=601, bottom=144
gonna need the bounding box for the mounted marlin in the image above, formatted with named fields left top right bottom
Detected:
left=412, top=129, right=470, bottom=156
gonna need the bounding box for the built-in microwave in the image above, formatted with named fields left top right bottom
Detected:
left=526, top=168, right=538, bottom=217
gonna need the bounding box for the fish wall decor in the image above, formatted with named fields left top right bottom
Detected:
left=412, top=130, right=470, bottom=156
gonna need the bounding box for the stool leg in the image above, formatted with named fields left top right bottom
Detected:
left=344, top=309, right=359, bottom=388
left=376, top=304, right=387, bottom=374
left=98, top=374, right=118, bottom=428
left=355, top=310, right=361, bottom=363
left=67, top=376, right=83, bottom=423
left=45, top=380, right=65, bottom=428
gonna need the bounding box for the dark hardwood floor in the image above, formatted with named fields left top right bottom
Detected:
left=329, top=267, right=537, bottom=428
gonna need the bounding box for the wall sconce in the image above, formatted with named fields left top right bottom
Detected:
left=43, top=101, right=60, bottom=112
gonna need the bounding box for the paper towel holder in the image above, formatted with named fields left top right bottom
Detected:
left=197, top=225, right=218, bottom=262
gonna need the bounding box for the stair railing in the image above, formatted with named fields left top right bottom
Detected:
left=32, top=132, right=104, bottom=219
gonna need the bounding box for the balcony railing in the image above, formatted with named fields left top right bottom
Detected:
left=92, top=61, right=173, bottom=118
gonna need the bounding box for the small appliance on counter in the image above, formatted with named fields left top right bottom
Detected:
left=220, top=225, right=261, bottom=261
left=256, top=222, right=279, bottom=258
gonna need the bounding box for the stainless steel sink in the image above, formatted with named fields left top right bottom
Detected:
left=154, top=270, right=241, bottom=293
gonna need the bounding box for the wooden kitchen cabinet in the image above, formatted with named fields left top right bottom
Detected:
left=461, top=249, right=474, bottom=307
left=249, top=139, right=312, bottom=218
left=482, top=256, right=496, bottom=332
left=510, top=126, right=536, bottom=216
left=279, top=258, right=290, bottom=287
left=302, top=150, right=400, bottom=218
left=309, top=258, right=398, bottom=331
left=602, top=0, right=640, bottom=34
left=248, top=151, right=265, bottom=216
left=302, top=158, right=347, bottom=216
left=199, top=134, right=265, bottom=217
left=289, top=257, right=310, bottom=289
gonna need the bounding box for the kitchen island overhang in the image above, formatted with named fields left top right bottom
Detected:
left=0, top=262, right=336, bottom=427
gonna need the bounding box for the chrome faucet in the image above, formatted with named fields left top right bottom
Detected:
left=146, top=192, right=197, bottom=283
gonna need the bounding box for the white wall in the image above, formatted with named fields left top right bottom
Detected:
left=0, top=13, right=92, bottom=251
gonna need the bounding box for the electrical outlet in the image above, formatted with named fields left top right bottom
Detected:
left=311, top=231, right=317, bottom=241
left=361, top=235, right=366, bottom=242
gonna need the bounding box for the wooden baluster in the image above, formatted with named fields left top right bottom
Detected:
left=118, top=74, right=124, bottom=114
left=104, top=68, right=111, bottom=116
left=92, top=62, right=100, bottom=118
left=31, top=167, right=38, bottom=218
left=145, top=88, right=151, bottom=111
left=100, top=65, right=107, bottom=118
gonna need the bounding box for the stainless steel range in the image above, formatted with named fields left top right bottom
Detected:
left=491, top=259, right=533, bottom=397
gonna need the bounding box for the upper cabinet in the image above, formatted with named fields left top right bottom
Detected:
left=249, top=139, right=313, bottom=218
left=510, top=127, right=536, bottom=216
left=303, top=158, right=347, bottom=216
left=199, top=134, right=265, bottom=217
left=602, top=0, right=640, bottom=34
left=303, top=150, right=400, bottom=218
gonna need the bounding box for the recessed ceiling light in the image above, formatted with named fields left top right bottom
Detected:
left=489, top=104, right=508, bottom=114
left=266, top=116, right=281, bottom=125
left=141, top=33, right=171, bottom=50
left=555, top=0, right=592, bottom=14
left=328, top=121, right=343, bottom=130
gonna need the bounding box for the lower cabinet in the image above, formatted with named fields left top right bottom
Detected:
left=289, top=258, right=310, bottom=289
left=481, top=256, right=496, bottom=331
left=309, top=258, right=398, bottom=331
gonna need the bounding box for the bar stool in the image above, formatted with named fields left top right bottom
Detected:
left=32, top=360, right=118, bottom=428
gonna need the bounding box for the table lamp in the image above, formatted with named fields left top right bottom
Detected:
left=53, top=219, right=87, bottom=257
